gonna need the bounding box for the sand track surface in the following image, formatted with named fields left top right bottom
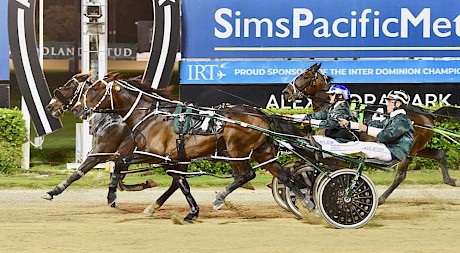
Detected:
left=0, top=186, right=459, bottom=253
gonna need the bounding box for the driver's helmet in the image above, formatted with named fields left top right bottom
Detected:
left=387, top=90, right=410, bottom=105
left=326, top=84, right=350, bottom=100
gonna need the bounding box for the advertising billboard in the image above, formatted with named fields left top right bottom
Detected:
left=182, top=0, right=460, bottom=58
left=181, top=59, right=460, bottom=84
left=0, top=0, right=8, bottom=81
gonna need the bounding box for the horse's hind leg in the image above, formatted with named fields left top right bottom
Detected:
left=378, top=157, right=412, bottom=205
left=213, top=160, right=256, bottom=210
left=174, top=174, right=200, bottom=223
left=118, top=173, right=158, bottom=191
left=416, top=148, right=456, bottom=186
left=264, top=161, right=315, bottom=211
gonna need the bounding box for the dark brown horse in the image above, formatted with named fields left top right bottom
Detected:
left=282, top=63, right=457, bottom=205
left=71, top=72, right=313, bottom=222
left=43, top=73, right=157, bottom=202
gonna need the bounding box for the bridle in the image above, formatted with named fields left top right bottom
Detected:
left=82, top=79, right=116, bottom=116
left=287, top=68, right=320, bottom=99
left=53, top=77, right=91, bottom=113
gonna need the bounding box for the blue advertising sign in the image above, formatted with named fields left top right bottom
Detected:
left=0, top=0, right=9, bottom=80
left=182, top=0, right=460, bottom=58
left=181, top=60, right=460, bottom=84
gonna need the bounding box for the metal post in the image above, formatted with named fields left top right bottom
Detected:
left=71, top=0, right=107, bottom=168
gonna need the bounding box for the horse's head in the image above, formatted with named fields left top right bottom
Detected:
left=46, top=72, right=91, bottom=118
left=282, top=63, right=329, bottom=102
left=71, top=72, right=123, bottom=119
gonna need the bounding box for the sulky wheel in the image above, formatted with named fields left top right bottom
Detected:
left=312, top=172, right=328, bottom=205
left=271, top=176, right=289, bottom=211
left=283, top=165, right=315, bottom=219
left=271, top=161, right=303, bottom=212
left=317, top=169, right=377, bottom=229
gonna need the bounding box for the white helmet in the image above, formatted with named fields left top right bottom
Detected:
left=387, top=90, right=410, bottom=105
left=326, top=84, right=350, bottom=100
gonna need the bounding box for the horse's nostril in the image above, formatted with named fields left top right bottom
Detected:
left=282, top=92, right=290, bottom=99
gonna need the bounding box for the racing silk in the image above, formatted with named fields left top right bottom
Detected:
left=304, top=101, right=356, bottom=141
left=366, top=109, right=414, bottom=161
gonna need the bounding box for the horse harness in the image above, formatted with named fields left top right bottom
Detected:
left=87, top=80, right=257, bottom=165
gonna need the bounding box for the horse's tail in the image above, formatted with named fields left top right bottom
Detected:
left=433, top=106, right=460, bottom=121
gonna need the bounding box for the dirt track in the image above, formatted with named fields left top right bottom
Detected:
left=0, top=185, right=459, bottom=253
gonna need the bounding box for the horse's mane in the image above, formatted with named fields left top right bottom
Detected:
left=406, top=104, right=435, bottom=119
left=124, top=75, right=174, bottom=99
left=324, top=75, right=334, bottom=84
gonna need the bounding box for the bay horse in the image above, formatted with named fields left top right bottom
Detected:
left=282, top=63, right=458, bottom=205
left=71, top=72, right=314, bottom=223
left=43, top=73, right=157, bottom=202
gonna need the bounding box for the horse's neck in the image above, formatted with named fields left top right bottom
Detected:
left=406, top=106, right=434, bottom=125
left=117, top=92, right=175, bottom=130
left=311, top=93, right=329, bottom=112
left=113, top=91, right=152, bottom=127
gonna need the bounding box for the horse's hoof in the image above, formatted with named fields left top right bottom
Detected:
left=107, top=192, right=117, bottom=207
left=183, top=219, right=194, bottom=224
left=241, top=182, right=255, bottom=190
left=445, top=178, right=457, bottom=187
left=41, top=193, right=53, bottom=201
left=301, top=198, right=316, bottom=212
left=213, top=199, right=224, bottom=211
left=143, top=203, right=160, bottom=216
left=109, top=202, right=116, bottom=208
left=146, top=179, right=158, bottom=188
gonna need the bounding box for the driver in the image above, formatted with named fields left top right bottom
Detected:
left=314, top=90, right=414, bottom=162
left=294, top=84, right=357, bottom=142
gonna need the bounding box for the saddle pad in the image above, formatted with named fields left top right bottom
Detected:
left=189, top=113, right=224, bottom=135
left=173, top=104, right=224, bottom=135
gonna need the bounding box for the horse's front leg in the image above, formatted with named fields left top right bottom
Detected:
left=143, top=165, right=186, bottom=216
left=143, top=178, right=179, bottom=216
left=108, top=157, right=131, bottom=207
left=213, top=160, right=256, bottom=210
left=42, top=156, right=102, bottom=200
left=378, top=157, right=412, bottom=205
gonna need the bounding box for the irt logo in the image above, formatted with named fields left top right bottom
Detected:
left=187, top=64, right=221, bottom=81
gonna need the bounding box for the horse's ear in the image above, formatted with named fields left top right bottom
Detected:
left=317, top=62, right=322, bottom=69
left=313, top=63, right=321, bottom=71
left=76, top=72, right=90, bottom=81
left=105, top=71, right=123, bottom=81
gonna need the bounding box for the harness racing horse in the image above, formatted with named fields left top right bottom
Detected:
left=71, top=72, right=314, bottom=223
left=282, top=63, right=458, bottom=205
left=43, top=73, right=157, bottom=202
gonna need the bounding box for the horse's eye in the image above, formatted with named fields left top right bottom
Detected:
left=303, top=76, right=308, bottom=79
